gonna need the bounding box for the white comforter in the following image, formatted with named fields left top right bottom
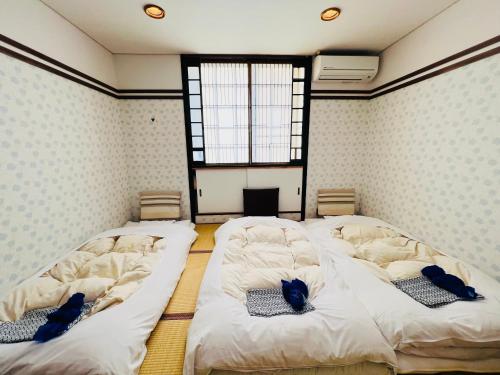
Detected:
left=0, top=222, right=197, bottom=375
left=184, top=217, right=396, bottom=375
left=307, top=215, right=500, bottom=370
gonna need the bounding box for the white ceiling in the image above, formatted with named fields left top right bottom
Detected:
left=41, top=0, right=458, bottom=55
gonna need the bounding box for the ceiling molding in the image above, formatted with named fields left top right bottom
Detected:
left=1, top=33, right=498, bottom=100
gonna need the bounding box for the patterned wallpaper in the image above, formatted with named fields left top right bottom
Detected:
left=0, top=53, right=130, bottom=297
left=1, top=47, right=498, bottom=296
left=360, top=54, right=500, bottom=280
left=306, top=100, right=368, bottom=217
left=120, top=100, right=191, bottom=220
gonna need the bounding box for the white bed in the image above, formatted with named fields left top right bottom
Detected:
left=184, top=217, right=396, bottom=375
left=306, top=215, right=500, bottom=373
left=0, top=221, right=197, bottom=375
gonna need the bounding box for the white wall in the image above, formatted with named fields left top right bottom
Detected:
left=0, top=0, right=117, bottom=87
left=113, top=55, right=182, bottom=90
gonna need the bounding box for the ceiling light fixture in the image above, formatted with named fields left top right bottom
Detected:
left=321, top=7, right=341, bottom=21
left=144, top=4, right=165, bottom=19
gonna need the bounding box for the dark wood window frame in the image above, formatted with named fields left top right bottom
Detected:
left=181, top=55, right=312, bottom=221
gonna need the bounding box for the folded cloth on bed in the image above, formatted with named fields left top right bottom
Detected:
left=422, top=265, right=480, bottom=299
left=34, top=293, right=87, bottom=343
left=246, top=288, right=315, bottom=317
left=0, top=298, right=93, bottom=343
left=281, top=278, right=309, bottom=311
left=392, top=275, right=484, bottom=308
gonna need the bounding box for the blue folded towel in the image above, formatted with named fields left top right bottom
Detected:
left=33, top=293, right=86, bottom=343
left=281, top=279, right=309, bottom=311
left=421, top=265, right=479, bottom=300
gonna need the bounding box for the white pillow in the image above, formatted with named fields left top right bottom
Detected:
left=284, top=228, right=307, bottom=243
left=113, top=235, right=155, bottom=253
left=340, top=224, right=398, bottom=246
left=385, top=260, right=433, bottom=281
left=80, top=237, right=116, bottom=256
left=354, top=237, right=416, bottom=265
left=246, top=225, right=286, bottom=244
left=124, top=220, right=175, bottom=227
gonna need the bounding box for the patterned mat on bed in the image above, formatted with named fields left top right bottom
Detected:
left=246, top=288, right=315, bottom=317
left=0, top=302, right=94, bottom=343
left=392, top=276, right=483, bottom=308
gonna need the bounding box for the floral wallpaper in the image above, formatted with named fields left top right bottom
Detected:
left=306, top=100, right=368, bottom=217
left=360, top=54, right=500, bottom=280
left=1, top=47, right=498, bottom=297
left=307, top=55, right=499, bottom=280
left=0, top=53, right=129, bottom=297
left=120, top=100, right=191, bottom=220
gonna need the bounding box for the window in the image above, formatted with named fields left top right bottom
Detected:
left=183, top=57, right=309, bottom=165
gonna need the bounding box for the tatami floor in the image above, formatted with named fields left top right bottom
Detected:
left=139, top=224, right=220, bottom=375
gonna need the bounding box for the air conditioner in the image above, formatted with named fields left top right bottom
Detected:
left=312, top=55, right=379, bottom=82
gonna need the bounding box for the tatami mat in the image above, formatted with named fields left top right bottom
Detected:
left=139, top=320, right=191, bottom=375
left=191, top=224, right=220, bottom=250
left=139, top=224, right=218, bottom=375
left=164, top=252, right=211, bottom=314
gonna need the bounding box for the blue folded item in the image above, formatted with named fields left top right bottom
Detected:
left=421, top=265, right=479, bottom=300
left=0, top=297, right=93, bottom=344
left=281, top=279, right=309, bottom=311
left=33, top=292, right=87, bottom=343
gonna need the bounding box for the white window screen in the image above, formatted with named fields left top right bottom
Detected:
left=201, top=63, right=249, bottom=164
left=186, top=62, right=305, bottom=165
left=251, top=64, right=293, bottom=163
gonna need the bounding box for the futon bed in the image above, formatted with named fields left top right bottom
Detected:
left=0, top=221, right=197, bottom=374
left=306, top=215, right=500, bottom=373
left=184, top=217, right=397, bottom=375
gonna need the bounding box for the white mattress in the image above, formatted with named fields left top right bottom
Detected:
left=184, top=217, right=396, bottom=375
left=306, top=215, right=500, bottom=372
left=0, top=222, right=197, bottom=375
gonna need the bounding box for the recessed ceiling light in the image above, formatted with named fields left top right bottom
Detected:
left=144, top=4, right=165, bottom=19
left=321, top=7, right=341, bottom=21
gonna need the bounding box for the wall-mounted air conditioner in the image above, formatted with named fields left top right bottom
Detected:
left=312, top=55, right=379, bottom=82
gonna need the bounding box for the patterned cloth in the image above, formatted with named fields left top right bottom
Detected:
left=0, top=302, right=93, bottom=343
left=392, top=276, right=483, bottom=308
left=246, top=288, right=315, bottom=317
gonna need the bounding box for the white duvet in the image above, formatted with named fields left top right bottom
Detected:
left=306, top=215, right=500, bottom=371
left=0, top=222, right=196, bottom=375
left=184, top=217, right=396, bottom=375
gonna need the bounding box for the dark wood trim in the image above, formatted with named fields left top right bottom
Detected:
left=118, top=95, right=184, bottom=100
left=181, top=54, right=312, bottom=63
left=2, top=33, right=497, bottom=101
left=311, top=89, right=371, bottom=94
left=189, top=250, right=213, bottom=254
left=116, top=89, right=183, bottom=93
left=0, top=33, right=116, bottom=92
left=180, top=56, right=199, bottom=221
left=0, top=34, right=185, bottom=100
left=182, top=55, right=311, bottom=222
left=311, top=35, right=500, bottom=100
left=311, top=96, right=370, bottom=100
left=196, top=212, right=244, bottom=216
left=300, top=57, right=312, bottom=221
left=196, top=211, right=301, bottom=216
left=370, top=46, right=500, bottom=99
left=160, top=312, right=194, bottom=320
left=372, top=34, right=500, bottom=94
left=194, top=164, right=303, bottom=170
left=0, top=44, right=118, bottom=98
